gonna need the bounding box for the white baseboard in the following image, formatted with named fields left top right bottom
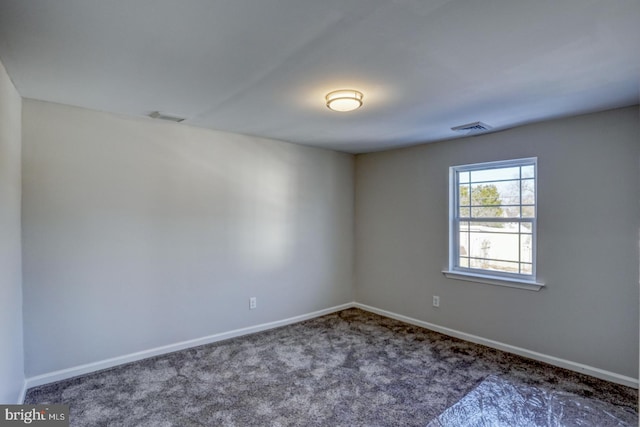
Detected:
left=24, top=301, right=638, bottom=391
left=25, top=303, right=355, bottom=390
left=354, top=302, right=639, bottom=389
left=18, top=380, right=27, bottom=404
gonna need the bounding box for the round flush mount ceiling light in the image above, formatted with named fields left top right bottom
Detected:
left=325, top=89, right=363, bottom=112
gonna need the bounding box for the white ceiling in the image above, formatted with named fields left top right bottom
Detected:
left=0, top=0, right=638, bottom=153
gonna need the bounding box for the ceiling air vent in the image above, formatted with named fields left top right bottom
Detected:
left=149, top=111, right=186, bottom=123
left=451, top=121, right=492, bottom=134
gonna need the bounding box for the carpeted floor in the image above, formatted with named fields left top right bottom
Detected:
left=25, top=308, right=637, bottom=426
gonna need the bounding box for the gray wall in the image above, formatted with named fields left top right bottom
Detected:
left=22, top=100, right=354, bottom=376
left=355, top=107, right=639, bottom=378
left=0, top=60, right=24, bottom=402
left=15, top=96, right=640, bottom=381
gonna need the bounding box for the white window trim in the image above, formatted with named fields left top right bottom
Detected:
left=442, top=270, right=544, bottom=291
left=446, top=157, right=544, bottom=291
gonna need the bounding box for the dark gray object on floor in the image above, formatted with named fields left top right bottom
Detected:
left=427, top=374, right=637, bottom=427
left=25, top=309, right=637, bottom=426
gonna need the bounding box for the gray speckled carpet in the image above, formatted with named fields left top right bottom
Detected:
left=25, top=308, right=637, bottom=426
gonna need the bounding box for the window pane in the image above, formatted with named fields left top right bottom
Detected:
left=459, top=257, right=469, bottom=268
left=493, top=180, right=520, bottom=205
left=521, top=205, right=535, bottom=218
left=469, top=258, right=521, bottom=274
left=520, top=221, right=533, bottom=233
left=469, top=181, right=523, bottom=209
left=468, top=231, right=519, bottom=262
left=469, top=182, right=505, bottom=219
left=471, top=207, right=504, bottom=218
left=521, top=165, right=535, bottom=178
left=469, top=221, right=519, bottom=230
left=459, top=171, right=470, bottom=183
left=470, top=183, right=503, bottom=206
left=459, top=232, right=469, bottom=256
left=520, top=234, right=533, bottom=263
left=520, top=263, right=533, bottom=274
left=458, top=184, right=470, bottom=206
left=501, top=206, right=522, bottom=218
left=521, top=179, right=535, bottom=204
left=470, top=166, right=520, bottom=183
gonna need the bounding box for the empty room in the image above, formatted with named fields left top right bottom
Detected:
left=0, top=1, right=639, bottom=426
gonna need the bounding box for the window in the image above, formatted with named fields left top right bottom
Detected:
left=446, top=158, right=542, bottom=289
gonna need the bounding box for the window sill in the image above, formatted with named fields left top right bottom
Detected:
left=442, top=270, right=545, bottom=291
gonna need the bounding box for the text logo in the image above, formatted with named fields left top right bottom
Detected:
left=0, top=405, right=68, bottom=427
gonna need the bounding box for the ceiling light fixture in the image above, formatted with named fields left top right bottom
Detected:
left=325, top=89, right=363, bottom=112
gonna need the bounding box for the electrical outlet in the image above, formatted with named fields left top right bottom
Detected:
left=432, top=296, right=440, bottom=308
left=249, top=297, right=257, bottom=310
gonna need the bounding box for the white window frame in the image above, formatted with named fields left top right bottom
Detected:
left=443, top=157, right=544, bottom=291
